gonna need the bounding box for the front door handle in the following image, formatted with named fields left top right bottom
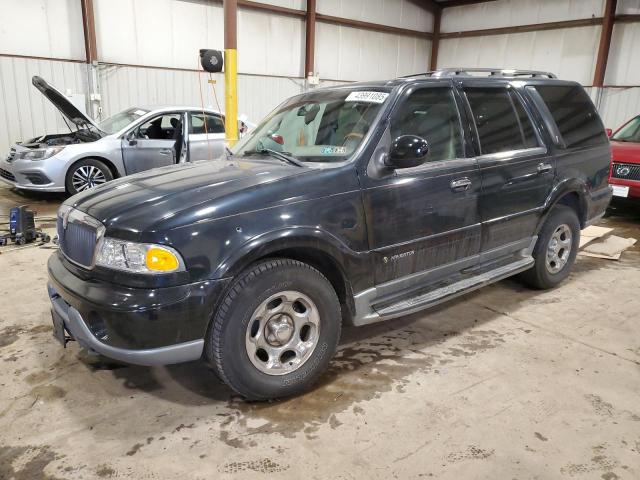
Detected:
left=537, top=163, right=553, bottom=174
left=450, top=177, right=472, bottom=192
left=159, top=149, right=172, bottom=155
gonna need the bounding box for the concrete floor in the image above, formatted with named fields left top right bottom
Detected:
left=1, top=184, right=639, bottom=480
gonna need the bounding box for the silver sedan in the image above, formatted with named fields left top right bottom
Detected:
left=0, top=76, right=251, bottom=195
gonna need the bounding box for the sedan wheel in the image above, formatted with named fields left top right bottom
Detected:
left=65, top=159, right=113, bottom=195
left=72, top=165, right=107, bottom=192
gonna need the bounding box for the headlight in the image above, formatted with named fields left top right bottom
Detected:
left=96, top=238, right=185, bottom=274
left=17, top=146, right=65, bottom=161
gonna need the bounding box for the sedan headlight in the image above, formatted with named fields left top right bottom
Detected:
left=17, top=146, right=65, bottom=161
left=96, top=238, right=185, bottom=274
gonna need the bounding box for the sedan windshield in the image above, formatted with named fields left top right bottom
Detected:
left=98, top=108, right=149, bottom=134
left=612, top=116, right=640, bottom=143
left=232, top=89, right=390, bottom=162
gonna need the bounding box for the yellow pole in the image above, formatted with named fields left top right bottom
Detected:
left=224, top=0, right=239, bottom=146
left=224, top=49, right=238, bottom=145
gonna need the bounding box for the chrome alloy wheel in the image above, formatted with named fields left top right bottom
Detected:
left=71, top=165, right=107, bottom=192
left=245, top=290, right=321, bottom=376
left=546, top=224, right=572, bottom=274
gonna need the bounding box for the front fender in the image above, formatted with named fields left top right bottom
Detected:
left=212, top=226, right=367, bottom=281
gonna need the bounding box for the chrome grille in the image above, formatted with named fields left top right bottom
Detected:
left=57, top=209, right=103, bottom=268
left=611, top=163, right=640, bottom=181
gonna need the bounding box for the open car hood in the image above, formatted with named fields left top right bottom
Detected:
left=32, top=76, right=103, bottom=132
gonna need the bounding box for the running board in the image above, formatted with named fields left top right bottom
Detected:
left=373, top=256, right=534, bottom=320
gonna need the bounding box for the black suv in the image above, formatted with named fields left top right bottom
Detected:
left=48, top=68, right=612, bottom=399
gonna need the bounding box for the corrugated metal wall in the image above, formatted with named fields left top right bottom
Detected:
left=0, top=56, right=88, bottom=150
left=439, top=0, right=605, bottom=85
left=316, top=24, right=430, bottom=81
left=0, top=0, right=638, bottom=155
left=0, top=0, right=85, bottom=60
left=597, top=88, right=640, bottom=129
left=97, top=64, right=308, bottom=122
left=317, top=0, right=433, bottom=32
left=0, top=0, right=431, bottom=155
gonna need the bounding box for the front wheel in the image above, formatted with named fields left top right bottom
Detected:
left=519, top=205, right=580, bottom=290
left=65, top=159, right=113, bottom=195
left=205, top=259, right=341, bottom=400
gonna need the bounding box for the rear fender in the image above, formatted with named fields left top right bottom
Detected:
left=535, top=179, right=588, bottom=234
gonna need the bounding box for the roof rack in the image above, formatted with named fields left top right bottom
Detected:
left=401, top=68, right=557, bottom=79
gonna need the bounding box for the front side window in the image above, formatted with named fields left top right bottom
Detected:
left=533, top=85, right=607, bottom=148
left=465, top=87, right=539, bottom=155
left=612, top=116, right=640, bottom=143
left=390, top=87, right=463, bottom=162
left=232, top=89, right=390, bottom=162
left=190, top=113, right=225, bottom=134
left=135, top=113, right=182, bottom=140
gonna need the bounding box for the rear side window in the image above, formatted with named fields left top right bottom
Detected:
left=190, top=113, right=225, bottom=134
left=533, top=85, right=607, bottom=148
left=465, top=87, right=539, bottom=155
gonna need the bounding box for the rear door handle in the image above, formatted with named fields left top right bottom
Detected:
left=450, top=177, right=472, bottom=192
left=537, top=163, right=553, bottom=174
left=159, top=149, right=172, bottom=155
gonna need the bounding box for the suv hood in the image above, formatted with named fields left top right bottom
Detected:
left=67, top=158, right=316, bottom=238
left=32, top=76, right=103, bottom=132
left=611, top=140, right=640, bottom=164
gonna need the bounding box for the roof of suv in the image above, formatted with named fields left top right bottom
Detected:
left=329, top=68, right=572, bottom=90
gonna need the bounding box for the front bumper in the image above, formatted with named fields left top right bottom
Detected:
left=0, top=157, right=66, bottom=192
left=47, top=251, right=230, bottom=366
left=608, top=177, right=640, bottom=199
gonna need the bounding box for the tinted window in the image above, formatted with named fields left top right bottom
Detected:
left=512, top=94, right=538, bottom=149
left=390, top=87, right=463, bottom=162
left=534, top=85, right=607, bottom=148
left=465, top=88, right=539, bottom=155
left=190, top=113, right=225, bottom=134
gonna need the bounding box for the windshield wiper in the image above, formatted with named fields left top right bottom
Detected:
left=243, top=148, right=305, bottom=167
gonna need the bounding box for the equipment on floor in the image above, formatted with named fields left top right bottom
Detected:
left=0, top=205, right=51, bottom=246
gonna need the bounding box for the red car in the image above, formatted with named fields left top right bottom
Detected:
left=608, top=115, right=640, bottom=201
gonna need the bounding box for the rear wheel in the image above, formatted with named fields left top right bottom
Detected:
left=205, top=258, right=341, bottom=400
left=65, top=159, right=113, bottom=195
left=519, top=205, right=580, bottom=289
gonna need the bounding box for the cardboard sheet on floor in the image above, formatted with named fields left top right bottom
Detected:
left=579, top=225, right=614, bottom=248
left=579, top=235, right=636, bottom=260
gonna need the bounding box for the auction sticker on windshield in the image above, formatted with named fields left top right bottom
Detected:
left=345, top=91, right=389, bottom=103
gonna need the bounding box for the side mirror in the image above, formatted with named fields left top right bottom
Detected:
left=605, top=128, right=613, bottom=138
left=385, top=135, right=429, bottom=169
left=126, top=130, right=137, bottom=146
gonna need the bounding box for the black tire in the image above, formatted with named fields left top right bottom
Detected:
left=518, top=205, right=580, bottom=290
left=65, top=158, right=113, bottom=196
left=205, top=258, right=341, bottom=400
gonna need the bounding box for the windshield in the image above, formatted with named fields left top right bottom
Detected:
left=232, top=89, right=391, bottom=162
left=612, top=116, right=640, bottom=143
left=98, top=108, right=149, bottom=134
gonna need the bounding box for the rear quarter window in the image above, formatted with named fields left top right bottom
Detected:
left=533, top=85, right=607, bottom=148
